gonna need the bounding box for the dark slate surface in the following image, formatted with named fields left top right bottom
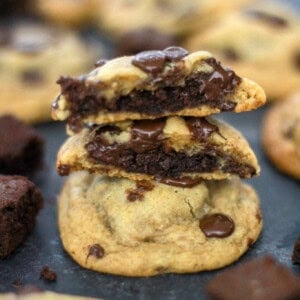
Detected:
left=0, top=105, right=299, bottom=300
left=1, top=0, right=300, bottom=298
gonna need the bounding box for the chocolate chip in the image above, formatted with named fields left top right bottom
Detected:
left=132, top=50, right=166, bottom=73
left=40, top=266, right=57, bottom=282
left=246, top=10, right=289, bottom=27
left=126, top=180, right=154, bottom=202
left=292, top=238, right=300, bottom=264
left=163, top=46, right=189, bottom=61
left=57, top=164, right=70, bottom=176
left=199, top=213, right=235, bottom=238
left=222, top=48, right=240, bottom=61
left=88, top=244, right=105, bottom=259
left=95, top=59, right=107, bottom=68
left=21, top=70, right=44, bottom=85
left=294, top=52, right=300, bottom=71
left=156, top=176, right=201, bottom=188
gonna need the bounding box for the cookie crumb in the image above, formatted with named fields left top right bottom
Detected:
left=40, top=266, right=57, bottom=282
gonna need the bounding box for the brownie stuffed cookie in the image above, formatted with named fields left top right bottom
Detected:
left=52, top=47, right=266, bottom=132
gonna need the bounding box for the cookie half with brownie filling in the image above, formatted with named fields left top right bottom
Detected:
left=52, top=47, right=266, bottom=132
left=56, top=116, right=259, bottom=182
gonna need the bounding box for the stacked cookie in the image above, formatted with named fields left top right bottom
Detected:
left=52, top=47, right=266, bottom=276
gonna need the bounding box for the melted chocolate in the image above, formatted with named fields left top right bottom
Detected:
left=199, top=213, right=235, bottom=238
left=164, top=46, right=189, bottom=61
left=126, top=180, right=155, bottom=201
left=156, top=176, right=201, bottom=188
left=58, top=164, right=71, bottom=176
left=85, top=117, right=256, bottom=181
left=292, top=238, right=300, bottom=264
left=88, top=244, right=105, bottom=259
left=246, top=10, right=289, bottom=27
left=132, top=50, right=166, bottom=73
left=186, top=117, right=219, bottom=140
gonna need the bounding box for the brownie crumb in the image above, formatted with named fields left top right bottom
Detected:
left=206, top=255, right=300, bottom=300
left=292, top=238, right=300, bottom=264
left=11, top=279, right=23, bottom=289
left=40, top=266, right=57, bottom=282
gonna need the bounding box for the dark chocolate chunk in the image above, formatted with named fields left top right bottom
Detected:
left=0, top=115, right=44, bottom=175
left=88, top=244, right=105, bottom=259
left=246, top=10, right=289, bottom=27
left=21, top=70, right=44, bottom=85
left=40, top=266, right=57, bottom=282
left=199, top=213, right=235, bottom=238
left=126, top=180, right=155, bottom=201
left=292, top=238, right=300, bottom=264
left=206, top=256, right=300, bottom=300
left=115, top=28, right=176, bottom=56
left=95, top=59, right=107, bottom=68
left=163, top=46, right=189, bottom=61
left=132, top=50, right=166, bottom=73
left=0, top=175, right=43, bottom=259
left=57, top=164, right=71, bottom=176
left=156, top=176, right=201, bottom=188
left=186, top=117, right=219, bottom=140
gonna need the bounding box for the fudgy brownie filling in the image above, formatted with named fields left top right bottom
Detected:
left=56, top=56, right=241, bottom=131
left=84, top=118, right=256, bottom=179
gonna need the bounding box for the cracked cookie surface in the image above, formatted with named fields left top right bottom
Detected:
left=58, top=171, right=262, bottom=276
left=262, top=92, right=300, bottom=179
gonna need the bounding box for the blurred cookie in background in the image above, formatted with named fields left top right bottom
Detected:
left=185, top=2, right=300, bottom=101
left=96, top=0, right=255, bottom=39
left=0, top=21, right=99, bottom=123
left=262, top=92, right=300, bottom=180
left=114, top=27, right=177, bottom=56
left=33, top=0, right=99, bottom=27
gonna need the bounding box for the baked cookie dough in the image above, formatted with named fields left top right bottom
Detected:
left=34, top=0, right=98, bottom=27
left=262, top=92, right=300, bottom=179
left=52, top=48, right=266, bottom=129
left=57, top=116, right=259, bottom=181
left=96, top=0, right=254, bottom=37
left=185, top=3, right=300, bottom=100
left=58, top=171, right=262, bottom=277
left=0, top=21, right=96, bottom=123
left=0, top=291, right=99, bottom=299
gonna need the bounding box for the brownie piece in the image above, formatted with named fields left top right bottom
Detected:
left=0, top=115, right=44, bottom=175
left=0, top=175, right=43, bottom=258
left=292, top=238, right=300, bottom=264
left=206, top=255, right=300, bottom=300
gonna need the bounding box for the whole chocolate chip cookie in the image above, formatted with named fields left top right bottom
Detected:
left=262, top=92, right=300, bottom=179
left=0, top=21, right=97, bottom=123
left=58, top=171, right=262, bottom=276
left=185, top=3, right=300, bottom=100
left=57, top=116, right=260, bottom=181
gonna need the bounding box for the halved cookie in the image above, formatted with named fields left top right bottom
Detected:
left=52, top=48, right=266, bottom=131
left=58, top=171, right=262, bottom=276
left=57, top=116, right=259, bottom=181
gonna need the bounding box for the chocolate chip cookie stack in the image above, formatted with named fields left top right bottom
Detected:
left=52, top=47, right=266, bottom=276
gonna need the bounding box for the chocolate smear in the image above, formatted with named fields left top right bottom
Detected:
left=156, top=176, right=201, bottom=188
left=186, top=117, right=219, bottom=140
